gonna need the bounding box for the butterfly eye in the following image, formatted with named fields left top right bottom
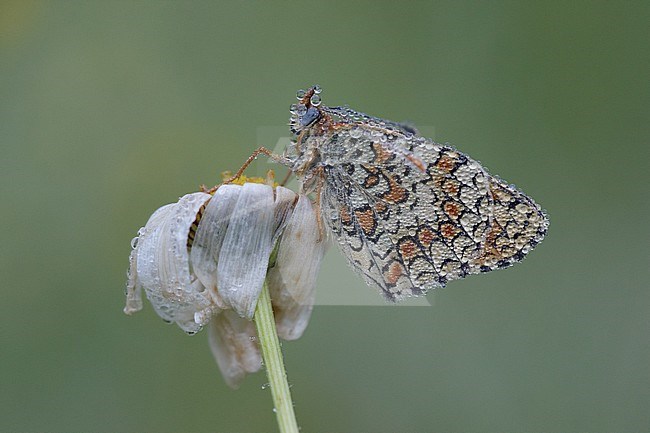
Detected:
left=300, top=106, right=321, bottom=127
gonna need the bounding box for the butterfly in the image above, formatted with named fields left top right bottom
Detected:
left=236, top=85, right=549, bottom=301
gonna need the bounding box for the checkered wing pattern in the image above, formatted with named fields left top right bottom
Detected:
left=468, top=175, right=548, bottom=273
left=319, top=124, right=489, bottom=300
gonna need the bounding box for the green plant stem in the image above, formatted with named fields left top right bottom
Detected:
left=254, top=281, right=299, bottom=433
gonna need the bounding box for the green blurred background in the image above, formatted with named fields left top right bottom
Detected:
left=2, top=1, right=649, bottom=432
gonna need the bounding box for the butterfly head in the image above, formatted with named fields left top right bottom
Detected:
left=290, top=85, right=324, bottom=135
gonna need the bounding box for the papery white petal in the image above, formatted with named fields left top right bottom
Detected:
left=268, top=195, right=326, bottom=340
left=207, top=310, right=261, bottom=389
left=273, top=186, right=298, bottom=238
left=217, top=183, right=277, bottom=319
left=134, top=193, right=215, bottom=333
left=190, top=185, right=242, bottom=309
left=125, top=205, right=174, bottom=315
left=124, top=232, right=144, bottom=315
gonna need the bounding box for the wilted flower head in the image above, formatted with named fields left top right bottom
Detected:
left=125, top=182, right=325, bottom=388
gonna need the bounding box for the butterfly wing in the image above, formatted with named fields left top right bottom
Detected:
left=469, top=175, right=549, bottom=272
left=319, top=125, right=490, bottom=299
left=319, top=123, right=547, bottom=300
left=321, top=169, right=417, bottom=300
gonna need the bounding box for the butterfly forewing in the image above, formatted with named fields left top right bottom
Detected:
left=320, top=123, right=501, bottom=300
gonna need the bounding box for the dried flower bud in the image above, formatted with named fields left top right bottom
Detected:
left=125, top=183, right=325, bottom=387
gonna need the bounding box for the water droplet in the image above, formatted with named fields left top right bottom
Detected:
left=130, top=236, right=139, bottom=249
left=312, top=84, right=322, bottom=94
left=261, top=383, right=270, bottom=390
left=296, top=89, right=306, bottom=99
left=310, top=94, right=321, bottom=106
left=272, top=407, right=277, bottom=413
left=349, top=128, right=362, bottom=138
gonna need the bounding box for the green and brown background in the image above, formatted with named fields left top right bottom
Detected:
left=1, top=1, right=648, bottom=432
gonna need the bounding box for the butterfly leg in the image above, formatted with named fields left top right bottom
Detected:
left=279, top=169, right=294, bottom=187
left=203, top=147, right=288, bottom=194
